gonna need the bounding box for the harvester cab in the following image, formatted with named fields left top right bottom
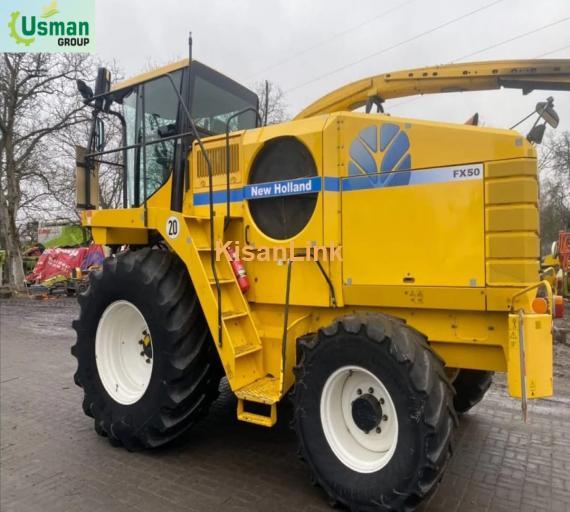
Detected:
left=75, top=58, right=259, bottom=212
left=72, top=48, right=570, bottom=511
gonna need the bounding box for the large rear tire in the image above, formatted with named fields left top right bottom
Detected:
left=71, top=248, right=222, bottom=450
left=293, top=314, right=457, bottom=511
left=452, top=369, right=493, bottom=414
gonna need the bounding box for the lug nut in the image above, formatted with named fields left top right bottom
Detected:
left=140, top=351, right=144, bottom=356
left=380, top=398, right=385, bottom=405
left=357, top=388, right=362, bottom=395
left=145, top=358, right=151, bottom=364
left=376, top=427, right=381, bottom=433
left=382, top=415, right=388, bottom=421
left=368, top=387, right=374, bottom=394
left=138, top=340, right=143, bottom=345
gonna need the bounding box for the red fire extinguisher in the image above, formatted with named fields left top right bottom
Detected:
left=226, top=246, right=250, bottom=293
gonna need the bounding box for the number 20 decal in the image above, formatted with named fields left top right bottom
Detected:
left=166, top=216, right=180, bottom=239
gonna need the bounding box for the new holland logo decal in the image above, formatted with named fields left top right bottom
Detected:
left=348, top=123, right=412, bottom=187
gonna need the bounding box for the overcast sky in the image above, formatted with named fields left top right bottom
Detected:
left=95, top=0, right=570, bottom=133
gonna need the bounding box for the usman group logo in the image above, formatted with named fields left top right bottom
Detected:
left=1, top=0, right=95, bottom=53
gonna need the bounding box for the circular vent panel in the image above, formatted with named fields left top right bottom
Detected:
left=248, top=137, right=318, bottom=240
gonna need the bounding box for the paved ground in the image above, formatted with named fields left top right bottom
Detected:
left=1, top=297, right=570, bottom=512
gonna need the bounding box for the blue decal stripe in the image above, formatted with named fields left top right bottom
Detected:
left=324, top=177, right=341, bottom=191
left=342, top=164, right=483, bottom=192
left=193, top=188, right=244, bottom=206
left=193, top=165, right=482, bottom=204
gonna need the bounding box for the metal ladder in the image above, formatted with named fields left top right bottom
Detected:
left=183, top=215, right=279, bottom=426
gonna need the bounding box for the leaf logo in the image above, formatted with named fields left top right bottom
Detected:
left=41, top=1, right=59, bottom=19
left=348, top=123, right=412, bottom=187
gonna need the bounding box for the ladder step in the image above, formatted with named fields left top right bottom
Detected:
left=196, top=246, right=212, bottom=252
left=235, top=376, right=280, bottom=404
left=234, top=343, right=262, bottom=358
left=236, top=377, right=280, bottom=427
left=237, top=403, right=277, bottom=427
left=222, top=311, right=248, bottom=321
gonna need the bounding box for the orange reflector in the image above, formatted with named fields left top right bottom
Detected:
left=532, top=297, right=548, bottom=314
left=554, top=295, right=564, bottom=318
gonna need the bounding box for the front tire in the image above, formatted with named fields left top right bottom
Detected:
left=71, top=248, right=222, bottom=450
left=293, top=314, right=457, bottom=511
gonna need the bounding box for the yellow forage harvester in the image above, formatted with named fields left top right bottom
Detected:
left=71, top=48, right=569, bottom=510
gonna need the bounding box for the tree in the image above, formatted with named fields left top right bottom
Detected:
left=254, top=80, right=289, bottom=125
left=0, top=53, right=93, bottom=291
left=538, top=131, right=570, bottom=253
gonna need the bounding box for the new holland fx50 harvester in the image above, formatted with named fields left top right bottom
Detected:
left=72, top=49, right=570, bottom=510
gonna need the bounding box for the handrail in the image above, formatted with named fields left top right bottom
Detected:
left=224, top=107, right=263, bottom=231
left=163, top=72, right=223, bottom=347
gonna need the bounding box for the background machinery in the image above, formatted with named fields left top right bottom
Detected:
left=71, top=53, right=570, bottom=510
left=543, top=230, right=570, bottom=301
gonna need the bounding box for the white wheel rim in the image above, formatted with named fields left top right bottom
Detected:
left=95, top=300, right=154, bottom=405
left=320, top=365, right=399, bottom=473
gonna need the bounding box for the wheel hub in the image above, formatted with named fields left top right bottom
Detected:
left=320, top=365, right=399, bottom=473
left=351, top=394, right=383, bottom=433
left=95, top=300, right=154, bottom=405
left=139, top=329, right=153, bottom=362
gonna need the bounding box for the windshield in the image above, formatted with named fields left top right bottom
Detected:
left=191, top=62, right=258, bottom=135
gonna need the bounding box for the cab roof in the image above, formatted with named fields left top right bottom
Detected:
left=111, top=59, right=189, bottom=92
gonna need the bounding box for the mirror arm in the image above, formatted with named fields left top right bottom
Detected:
left=83, top=109, right=100, bottom=209
left=509, top=111, right=535, bottom=130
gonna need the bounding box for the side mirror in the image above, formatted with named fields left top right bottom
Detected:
left=527, top=123, right=546, bottom=144
left=535, top=97, right=559, bottom=128
left=94, top=67, right=111, bottom=110
left=551, top=241, right=559, bottom=257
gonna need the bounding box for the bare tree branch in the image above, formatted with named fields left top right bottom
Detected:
left=254, top=80, right=289, bottom=125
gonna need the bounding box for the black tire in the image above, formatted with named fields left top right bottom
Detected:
left=293, top=313, right=458, bottom=512
left=452, top=369, right=493, bottom=414
left=71, top=248, right=222, bottom=450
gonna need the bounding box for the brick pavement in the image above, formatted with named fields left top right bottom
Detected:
left=1, top=298, right=569, bottom=512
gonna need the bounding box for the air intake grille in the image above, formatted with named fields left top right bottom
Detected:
left=196, top=144, right=239, bottom=178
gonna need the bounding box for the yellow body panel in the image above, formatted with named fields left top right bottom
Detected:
left=485, top=159, right=540, bottom=287
left=342, top=177, right=485, bottom=287
left=507, top=313, right=553, bottom=398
